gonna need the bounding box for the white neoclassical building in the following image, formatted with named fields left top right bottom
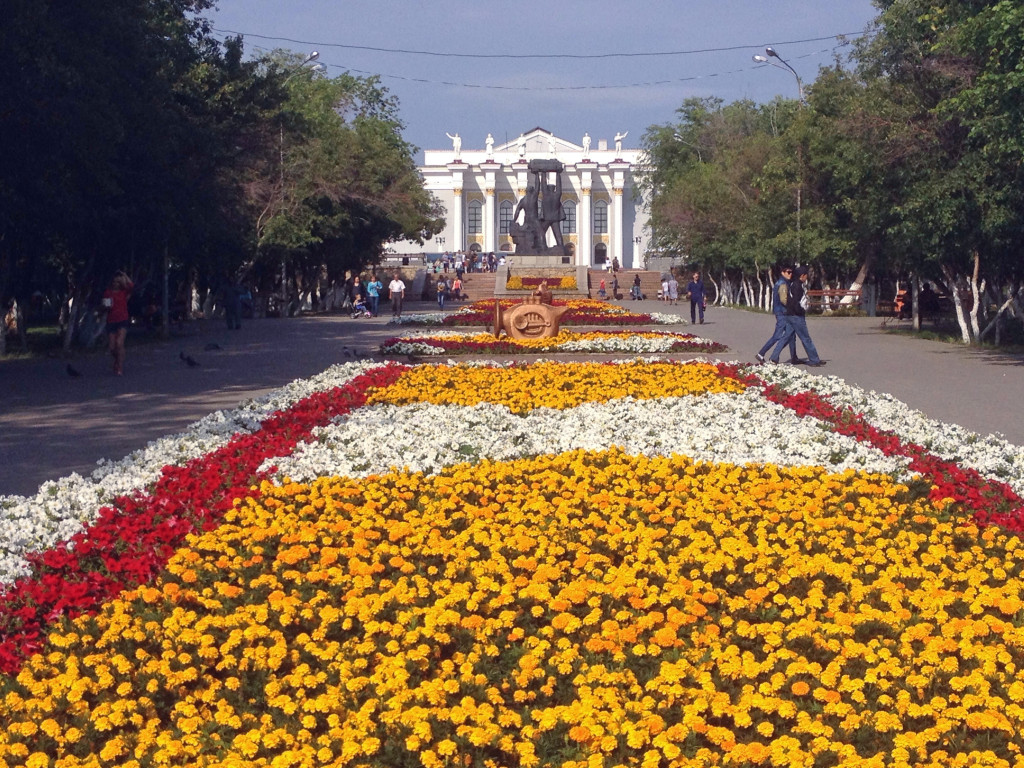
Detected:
left=388, top=127, right=649, bottom=268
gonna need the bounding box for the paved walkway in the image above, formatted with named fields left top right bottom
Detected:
left=2, top=299, right=1021, bottom=498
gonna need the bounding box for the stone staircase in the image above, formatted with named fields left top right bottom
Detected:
left=456, top=270, right=496, bottom=303
left=429, top=268, right=666, bottom=302
left=587, top=269, right=664, bottom=300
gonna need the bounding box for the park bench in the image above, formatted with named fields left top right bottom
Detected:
left=805, top=289, right=862, bottom=312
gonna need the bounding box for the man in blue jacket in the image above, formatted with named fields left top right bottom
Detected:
left=771, top=266, right=826, bottom=367
left=755, top=265, right=799, bottom=364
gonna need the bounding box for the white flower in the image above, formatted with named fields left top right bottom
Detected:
left=0, top=361, right=379, bottom=586
left=380, top=331, right=717, bottom=355
left=756, top=364, right=1024, bottom=496
left=267, top=389, right=910, bottom=483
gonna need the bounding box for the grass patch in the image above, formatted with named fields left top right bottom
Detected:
left=883, top=322, right=1024, bottom=354
left=3, top=322, right=173, bottom=361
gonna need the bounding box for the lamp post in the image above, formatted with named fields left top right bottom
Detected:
left=753, top=46, right=804, bottom=261
left=277, top=51, right=321, bottom=314
left=753, top=47, right=804, bottom=102
left=280, top=51, right=321, bottom=188
left=673, top=133, right=703, bottom=163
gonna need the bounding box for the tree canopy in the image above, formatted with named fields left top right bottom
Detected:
left=640, top=1, right=1024, bottom=342
left=0, top=0, right=441, bottom=350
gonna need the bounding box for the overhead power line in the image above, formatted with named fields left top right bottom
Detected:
left=232, top=37, right=867, bottom=94
left=214, top=28, right=870, bottom=61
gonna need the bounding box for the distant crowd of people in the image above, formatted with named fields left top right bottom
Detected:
left=429, top=250, right=503, bottom=275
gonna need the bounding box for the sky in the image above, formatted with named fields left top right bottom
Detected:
left=205, top=0, right=881, bottom=161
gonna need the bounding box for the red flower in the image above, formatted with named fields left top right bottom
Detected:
left=717, top=363, right=1024, bottom=534
left=0, top=365, right=407, bottom=675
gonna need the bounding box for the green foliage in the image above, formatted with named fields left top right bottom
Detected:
left=642, top=1, right=1024, bottom=330
left=0, top=6, right=441, bottom=341
left=251, top=61, right=443, bottom=283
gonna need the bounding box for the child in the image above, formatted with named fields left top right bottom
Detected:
left=598, top=278, right=607, bottom=299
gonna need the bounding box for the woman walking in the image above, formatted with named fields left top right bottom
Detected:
left=102, top=270, right=133, bottom=375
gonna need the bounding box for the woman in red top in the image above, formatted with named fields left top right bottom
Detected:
left=102, top=271, right=133, bottom=375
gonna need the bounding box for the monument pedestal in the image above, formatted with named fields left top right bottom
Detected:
left=510, top=254, right=573, bottom=268
left=493, top=260, right=592, bottom=299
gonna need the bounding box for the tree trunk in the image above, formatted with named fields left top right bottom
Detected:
left=979, top=283, right=1021, bottom=342
left=202, top=288, right=216, bottom=319
left=941, top=263, right=972, bottom=344
left=189, top=270, right=200, bottom=319
left=838, top=256, right=871, bottom=306
left=912, top=275, right=921, bottom=332
left=968, top=251, right=982, bottom=341
left=62, top=284, right=83, bottom=353
left=161, top=245, right=170, bottom=340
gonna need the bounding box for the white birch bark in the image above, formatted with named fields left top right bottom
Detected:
left=979, top=283, right=1022, bottom=341
left=941, top=264, right=972, bottom=344
left=968, top=251, right=982, bottom=341
left=841, top=257, right=873, bottom=306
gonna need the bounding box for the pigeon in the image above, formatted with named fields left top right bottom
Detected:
left=180, top=351, right=200, bottom=368
left=66, top=363, right=82, bottom=378
left=204, top=342, right=222, bottom=351
left=341, top=346, right=354, bottom=359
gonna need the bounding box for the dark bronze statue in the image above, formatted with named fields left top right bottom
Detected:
left=509, top=159, right=570, bottom=256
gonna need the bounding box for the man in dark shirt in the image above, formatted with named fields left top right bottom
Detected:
left=686, top=271, right=706, bottom=324
left=756, top=266, right=799, bottom=364
left=771, top=266, right=826, bottom=366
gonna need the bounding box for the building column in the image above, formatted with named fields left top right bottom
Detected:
left=481, top=165, right=499, bottom=254
left=612, top=186, right=624, bottom=266
left=448, top=165, right=467, bottom=253
left=578, top=168, right=593, bottom=267
left=579, top=188, right=592, bottom=267
left=484, top=188, right=495, bottom=252
left=452, top=188, right=464, bottom=252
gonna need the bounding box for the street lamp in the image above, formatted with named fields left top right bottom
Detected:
left=752, top=47, right=804, bottom=102
left=276, top=51, right=322, bottom=314
left=280, top=51, right=322, bottom=185
left=673, top=133, right=703, bottom=163
left=436, top=237, right=446, bottom=247
left=283, top=51, right=321, bottom=84
left=753, top=46, right=804, bottom=261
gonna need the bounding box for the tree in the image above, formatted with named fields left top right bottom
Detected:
left=851, top=0, right=1024, bottom=342
left=243, top=59, right=443, bottom=309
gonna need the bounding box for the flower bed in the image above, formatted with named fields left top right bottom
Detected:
left=380, top=330, right=726, bottom=356
left=2, top=359, right=1024, bottom=766
left=506, top=275, right=577, bottom=290
left=390, top=298, right=687, bottom=327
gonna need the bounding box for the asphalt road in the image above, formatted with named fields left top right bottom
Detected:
left=2, top=299, right=1021, bottom=498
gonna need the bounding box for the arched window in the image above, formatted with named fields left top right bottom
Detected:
left=593, top=201, right=608, bottom=234
left=594, top=243, right=608, bottom=264
left=499, top=201, right=513, bottom=234
left=561, top=201, right=576, bottom=235
left=467, top=201, right=482, bottom=234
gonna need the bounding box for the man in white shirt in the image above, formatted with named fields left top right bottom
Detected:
left=388, top=271, right=406, bottom=318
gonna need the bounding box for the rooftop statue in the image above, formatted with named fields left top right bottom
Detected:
left=446, top=132, right=462, bottom=161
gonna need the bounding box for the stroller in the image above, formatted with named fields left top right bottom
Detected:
left=351, top=296, right=372, bottom=318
